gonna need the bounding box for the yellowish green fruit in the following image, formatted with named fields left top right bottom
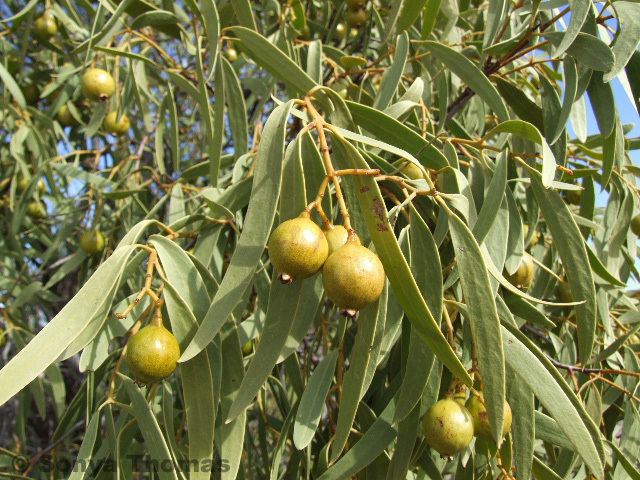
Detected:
left=103, top=111, right=130, bottom=135
left=506, top=254, right=535, bottom=289
left=324, top=225, right=350, bottom=255
left=26, top=201, right=46, bottom=219
left=322, top=240, right=385, bottom=316
left=631, top=215, right=640, bottom=236
left=79, top=230, right=106, bottom=255
left=523, top=224, right=540, bottom=247
left=81, top=68, right=116, bottom=102
left=17, top=178, right=46, bottom=194
left=0, top=328, right=6, bottom=348
left=57, top=104, right=78, bottom=126
left=34, top=11, right=57, bottom=40
left=335, top=22, right=347, bottom=40
left=557, top=280, right=573, bottom=303
left=225, top=47, right=238, bottom=62
left=241, top=340, right=253, bottom=356
left=126, top=325, right=180, bottom=385
left=396, top=160, right=425, bottom=180
left=422, top=398, right=474, bottom=456
left=465, top=394, right=512, bottom=440
left=268, top=213, right=329, bottom=282
left=346, top=8, right=367, bottom=27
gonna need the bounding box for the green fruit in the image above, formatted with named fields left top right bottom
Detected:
left=395, top=160, right=425, bottom=180
left=557, top=280, right=573, bottom=303
left=346, top=0, right=366, bottom=7
left=22, top=84, right=40, bottom=105
left=17, top=178, right=46, bottom=193
left=346, top=8, right=367, bottom=27
left=324, top=225, right=349, bottom=255
left=225, top=47, right=238, bottom=62
left=81, top=68, right=116, bottom=102
left=103, top=111, right=131, bottom=135
left=57, top=104, right=78, bottom=126
left=506, top=254, right=535, bottom=289
left=322, top=240, right=385, bottom=316
left=335, top=22, right=347, bottom=40
left=80, top=229, right=106, bottom=255
left=34, top=11, right=57, bottom=40
left=26, top=201, right=47, bottom=219
left=465, top=394, right=512, bottom=440
left=631, top=215, right=640, bottom=236
left=241, top=340, right=254, bottom=356
left=126, top=325, right=180, bottom=385
left=565, top=189, right=582, bottom=205
left=523, top=224, right=540, bottom=247
left=268, top=213, right=329, bottom=282
left=422, top=398, right=474, bottom=456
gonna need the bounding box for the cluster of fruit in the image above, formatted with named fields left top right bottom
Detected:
left=268, top=212, right=385, bottom=317
left=28, top=11, right=129, bottom=136
left=423, top=393, right=512, bottom=456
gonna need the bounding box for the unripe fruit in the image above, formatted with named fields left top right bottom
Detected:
left=26, top=201, right=47, bottom=219
left=422, top=398, right=474, bottom=456
left=335, top=22, right=347, bottom=40
left=241, top=340, right=253, bottom=356
left=225, top=47, right=238, bottom=62
left=80, top=229, right=106, bottom=255
left=22, top=84, right=40, bottom=105
left=506, top=254, right=535, bottom=289
left=103, top=112, right=130, bottom=135
left=34, top=11, right=57, bottom=40
left=631, top=215, right=640, bottom=236
left=465, top=394, right=512, bottom=440
left=322, top=240, right=385, bottom=316
left=324, top=225, right=349, bottom=255
left=18, top=178, right=46, bottom=194
left=395, top=160, right=425, bottom=180
left=81, top=68, right=116, bottom=102
left=268, top=213, right=329, bottom=282
left=346, top=8, right=367, bottom=27
left=565, top=189, right=582, bottom=205
left=557, top=280, right=573, bottom=303
left=126, top=325, right=180, bottom=385
left=346, top=0, right=366, bottom=7
left=523, top=224, right=540, bottom=247
left=57, top=105, right=78, bottom=126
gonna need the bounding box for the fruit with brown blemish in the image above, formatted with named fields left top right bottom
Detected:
left=126, top=324, right=180, bottom=385
left=81, top=68, right=116, bottom=102
left=465, top=393, right=512, bottom=440
left=422, top=398, right=474, bottom=456
left=322, top=238, right=385, bottom=317
left=268, top=212, right=329, bottom=283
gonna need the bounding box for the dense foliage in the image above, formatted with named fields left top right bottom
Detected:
left=0, top=0, right=639, bottom=479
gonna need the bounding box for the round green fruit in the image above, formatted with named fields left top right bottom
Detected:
left=241, top=340, right=254, bottom=356
left=103, top=111, right=130, bottom=135
left=324, top=225, right=349, bottom=255
left=268, top=213, right=329, bottom=282
left=81, top=68, right=116, bottom=102
left=18, top=178, right=46, bottom=194
left=346, top=0, right=366, bottom=8
left=506, top=254, right=535, bottom=289
left=465, top=394, right=512, bottom=440
left=422, top=398, right=474, bottom=456
left=26, top=201, right=47, bottom=219
left=126, top=325, right=181, bottom=385
left=57, top=104, right=78, bottom=126
left=395, top=160, right=425, bottom=180
left=80, top=229, right=106, bottom=255
left=557, top=280, right=573, bottom=303
left=631, top=214, right=640, bottom=236
left=34, top=11, right=57, bottom=40
left=335, top=22, right=347, bottom=40
left=346, top=8, right=367, bottom=27
left=322, top=240, right=385, bottom=316
left=225, top=47, right=238, bottom=62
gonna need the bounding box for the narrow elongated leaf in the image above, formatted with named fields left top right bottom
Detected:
left=374, top=32, right=409, bottom=110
